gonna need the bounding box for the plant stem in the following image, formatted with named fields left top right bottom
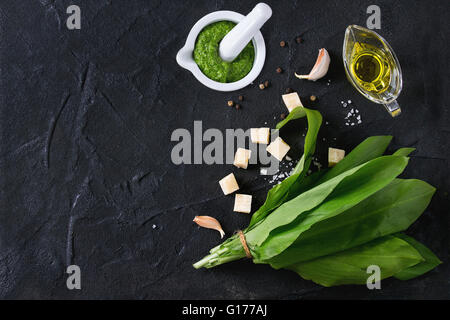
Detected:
left=193, top=239, right=247, bottom=269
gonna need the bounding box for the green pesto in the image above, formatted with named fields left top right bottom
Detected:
left=193, top=21, right=255, bottom=83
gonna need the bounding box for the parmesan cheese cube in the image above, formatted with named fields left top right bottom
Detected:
left=250, top=127, right=270, bottom=144
left=266, top=137, right=290, bottom=161
left=282, top=92, right=303, bottom=112
left=233, top=194, right=252, bottom=214
left=219, top=173, right=239, bottom=195
left=233, top=148, right=251, bottom=169
left=328, top=147, right=346, bottom=167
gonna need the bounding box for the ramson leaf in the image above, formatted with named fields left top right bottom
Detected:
left=317, top=135, right=393, bottom=184
left=392, top=147, right=416, bottom=157
left=287, top=235, right=424, bottom=287
left=247, top=155, right=409, bottom=260
left=393, top=233, right=442, bottom=280
left=267, top=179, right=436, bottom=268
left=276, top=107, right=306, bottom=130
left=248, top=108, right=322, bottom=228
left=285, top=135, right=393, bottom=203
left=290, top=109, right=322, bottom=176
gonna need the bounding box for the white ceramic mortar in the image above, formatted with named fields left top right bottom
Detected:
left=176, top=4, right=271, bottom=92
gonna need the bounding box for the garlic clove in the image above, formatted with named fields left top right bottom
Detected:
left=193, top=216, right=225, bottom=238
left=295, top=48, right=330, bottom=81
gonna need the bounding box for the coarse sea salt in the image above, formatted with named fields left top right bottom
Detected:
left=341, top=100, right=362, bottom=127
left=265, top=158, right=296, bottom=184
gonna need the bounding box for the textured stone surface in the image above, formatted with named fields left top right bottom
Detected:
left=0, top=0, right=448, bottom=299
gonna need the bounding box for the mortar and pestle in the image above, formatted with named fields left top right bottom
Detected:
left=176, top=3, right=272, bottom=92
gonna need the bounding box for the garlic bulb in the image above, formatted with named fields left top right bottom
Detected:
left=295, top=48, right=330, bottom=81
left=193, top=216, right=225, bottom=238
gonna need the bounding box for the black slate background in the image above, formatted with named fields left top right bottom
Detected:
left=0, top=0, right=449, bottom=299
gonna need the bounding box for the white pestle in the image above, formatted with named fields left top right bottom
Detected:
left=219, top=3, right=272, bottom=62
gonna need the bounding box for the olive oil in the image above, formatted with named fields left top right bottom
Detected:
left=350, top=43, right=393, bottom=95
left=342, top=25, right=403, bottom=117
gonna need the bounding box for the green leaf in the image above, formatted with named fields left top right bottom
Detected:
left=247, top=155, right=409, bottom=260
left=287, top=235, right=424, bottom=287
left=317, top=136, right=393, bottom=184
left=283, top=170, right=328, bottom=202
left=248, top=108, right=322, bottom=228
left=284, top=135, right=393, bottom=203
left=290, top=108, right=322, bottom=176
left=393, top=147, right=416, bottom=157
left=267, top=179, right=436, bottom=268
left=276, top=107, right=306, bottom=129
left=393, top=233, right=442, bottom=280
